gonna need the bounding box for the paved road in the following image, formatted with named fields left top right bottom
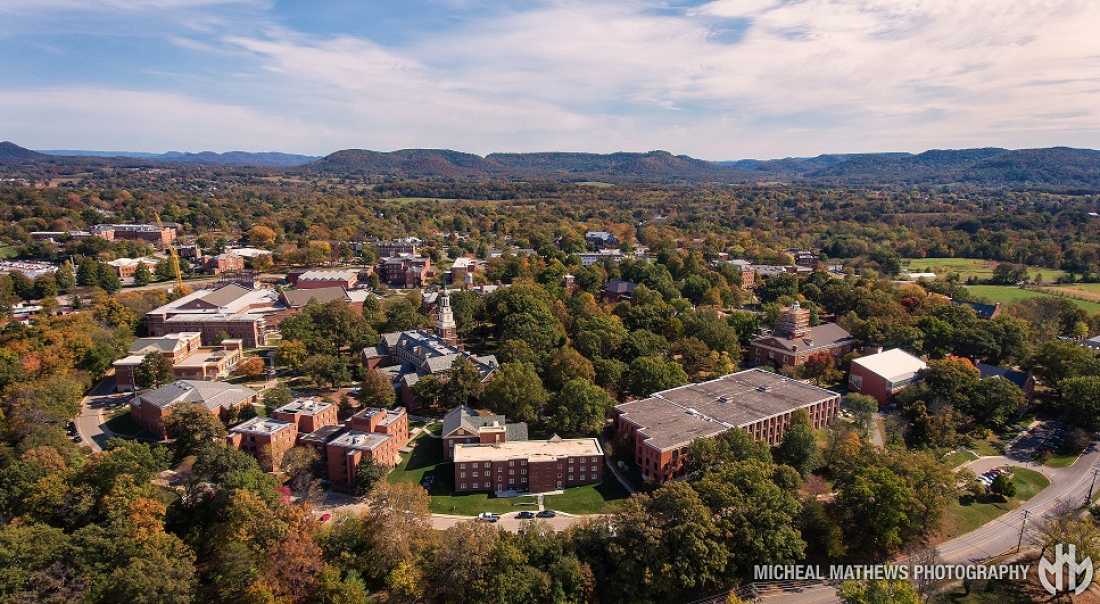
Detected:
left=936, top=446, right=1100, bottom=565
left=762, top=442, right=1099, bottom=604
left=75, top=377, right=130, bottom=452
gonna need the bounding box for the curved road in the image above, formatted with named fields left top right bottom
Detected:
left=75, top=377, right=129, bottom=452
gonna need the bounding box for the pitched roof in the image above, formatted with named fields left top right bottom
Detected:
left=752, top=322, right=853, bottom=354
left=200, top=283, right=253, bottom=308
left=280, top=287, right=350, bottom=307
left=136, top=380, right=256, bottom=412
left=442, top=405, right=528, bottom=441
left=976, top=362, right=1030, bottom=389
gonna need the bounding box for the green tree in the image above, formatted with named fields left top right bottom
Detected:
left=480, top=362, right=547, bottom=423
left=548, top=378, right=614, bottom=436
left=627, top=355, right=688, bottom=397
left=843, top=393, right=878, bottom=437
left=354, top=462, right=388, bottom=497
left=440, top=356, right=484, bottom=408
left=262, top=383, right=293, bottom=416
left=543, top=347, right=596, bottom=391
left=164, top=404, right=227, bottom=460
left=990, top=473, right=1016, bottom=500
left=132, top=261, right=152, bottom=286
left=359, top=368, right=396, bottom=408
left=276, top=339, right=307, bottom=370
left=303, top=354, right=350, bottom=388
left=774, top=410, right=820, bottom=476
left=134, top=352, right=173, bottom=389
left=1060, top=376, right=1100, bottom=430
left=839, top=579, right=920, bottom=604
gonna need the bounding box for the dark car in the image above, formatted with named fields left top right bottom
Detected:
left=536, top=510, right=557, bottom=518
left=516, top=511, right=536, bottom=519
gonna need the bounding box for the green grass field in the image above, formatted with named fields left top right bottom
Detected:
left=940, top=468, right=1049, bottom=539
left=0, top=245, right=18, bottom=259
left=902, top=257, right=1066, bottom=282
left=965, top=285, right=1100, bottom=313
left=943, top=449, right=979, bottom=468
left=387, top=434, right=624, bottom=516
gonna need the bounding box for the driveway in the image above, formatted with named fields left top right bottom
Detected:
left=75, top=377, right=130, bottom=452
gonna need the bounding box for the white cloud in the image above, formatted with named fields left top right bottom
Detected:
left=0, top=88, right=323, bottom=152
left=6, top=0, right=1100, bottom=157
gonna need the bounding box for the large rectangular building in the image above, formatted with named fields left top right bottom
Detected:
left=144, top=284, right=281, bottom=347
left=453, top=436, right=604, bottom=494
left=613, top=369, right=840, bottom=483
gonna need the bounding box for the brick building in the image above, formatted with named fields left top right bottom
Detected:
left=750, top=303, right=855, bottom=369
left=348, top=406, right=410, bottom=446
left=379, top=255, right=431, bottom=288
left=326, top=431, right=402, bottom=491
left=206, top=252, right=245, bottom=275
left=377, top=238, right=420, bottom=258
left=441, top=405, right=528, bottom=460
left=453, top=436, right=604, bottom=494
left=93, top=223, right=177, bottom=248
left=107, top=256, right=161, bottom=281
left=272, top=396, right=340, bottom=434
left=295, top=269, right=359, bottom=290
left=848, top=348, right=927, bottom=404
left=112, top=332, right=243, bottom=391
left=613, top=369, right=840, bottom=483
left=130, top=380, right=258, bottom=439
left=226, top=417, right=297, bottom=472
left=323, top=407, right=409, bottom=491
left=144, top=284, right=281, bottom=348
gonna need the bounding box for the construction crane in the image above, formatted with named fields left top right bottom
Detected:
left=154, top=213, right=189, bottom=296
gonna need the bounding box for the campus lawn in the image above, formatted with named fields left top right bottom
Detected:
left=940, top=468, right=1049, bottom=539
left=943, top=449, right=979, bottom=468
left=388, top=433, right=629, bottom=516
left=902, top=257, right=1067, bottom=282
left=1043, top=450, right=1083, bottom=468
left=544, top=479, right=631, bottom=514
left=965, top=285, right=1100, bottom=313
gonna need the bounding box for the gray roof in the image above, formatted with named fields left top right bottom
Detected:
left=136, top=380, right=257, bottom=412
left=200, top=284, right=252, bottom=308
left=378, top=330, right=498, bottom=377
left=615, top=369, right=839, bottom=451
left=281, top=287, right=350, bottom=307
left=442, top=405, right=528, bottom=441
left=752, top=322, right=853, bottom=354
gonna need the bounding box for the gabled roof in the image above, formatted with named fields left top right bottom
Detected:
left=752, top=322, right=853, bottom=354
left=136, top=380, right=256, bottom=412
left=442, top=405, right=528, bottom=441
left=976, top=363, right=1030, bottom=389
left=280, top=287, right=350, bottom=307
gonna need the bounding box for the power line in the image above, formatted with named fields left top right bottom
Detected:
left=1016, top=510, right=1030, bottom=553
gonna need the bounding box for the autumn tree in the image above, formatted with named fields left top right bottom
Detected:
left=164, top=403, right=227, bottom=460
left=359, top=368, right=396, bottom=408
left=480, top=361, right=547, bottom=423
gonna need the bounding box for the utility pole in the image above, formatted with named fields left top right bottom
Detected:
left=1016, top=510, right=1030, bottom=553
left=1087, top=467, right=1100, bottom=506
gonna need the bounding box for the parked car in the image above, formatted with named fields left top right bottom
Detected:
left=516, top=511, right=536, bottom=519
left=477, top=512, right=500, bottom=522
left=536, top=510, right=557, bottom=518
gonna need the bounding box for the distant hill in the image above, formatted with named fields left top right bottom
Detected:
left=311, top=148, right=751, bottom=181
left=0, top=141, right=49, bottom=162
left=40, top=149, right=319, bottom=167
left=8, top=140, right=1100, bottom=189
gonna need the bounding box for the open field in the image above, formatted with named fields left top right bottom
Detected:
left=902, top=257, right=1066, bottom=282
left=965, top=285, right=1100, bottom=313
left=387, top=434, right=624, bottom=516
left=940, top=468, right=1049, bottom=539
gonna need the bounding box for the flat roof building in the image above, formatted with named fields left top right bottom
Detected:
left=226, top=417, right=297, bottom=472
left=453, top=435, right=604, bottom=495
left=613, top=369, right=840, bottom=483
left=848, top=348, right=927, bottom=404
left=272, top=396, right=339, bottom=434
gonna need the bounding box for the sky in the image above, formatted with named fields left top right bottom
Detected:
left=1, top=0, right=1100, bottom=159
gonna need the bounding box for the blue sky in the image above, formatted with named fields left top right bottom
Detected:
left=1, top=0, right=1099, bottom=159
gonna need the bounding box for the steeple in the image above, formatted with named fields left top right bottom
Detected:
left=436, top=288, right=458, bottom=345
